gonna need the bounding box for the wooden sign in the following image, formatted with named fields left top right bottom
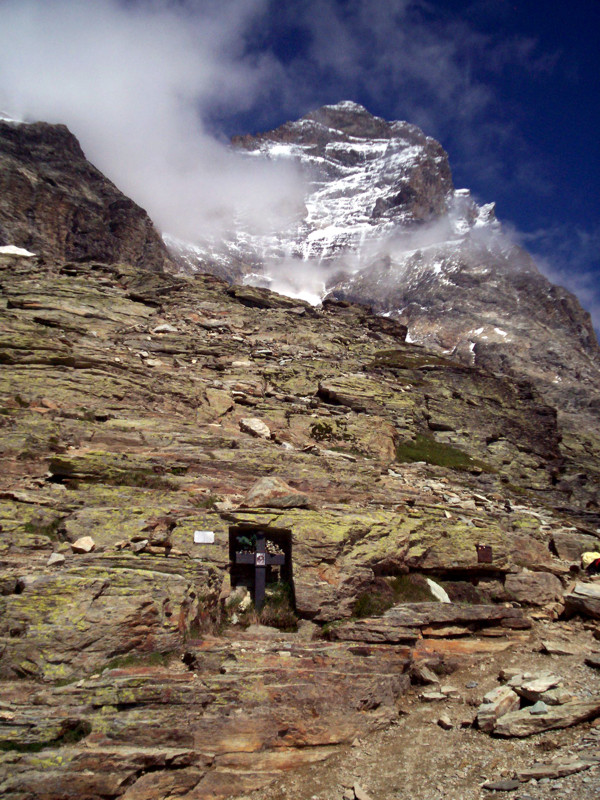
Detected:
left=476, top=544, right=493, bottom=563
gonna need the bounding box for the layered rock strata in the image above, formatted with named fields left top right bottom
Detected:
left=0, top=253, right=599, bottom=798
left=168, top=103, right=600, bottom=510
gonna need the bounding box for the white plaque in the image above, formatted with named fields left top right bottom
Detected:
left=194, top=530, right=215, bottom=544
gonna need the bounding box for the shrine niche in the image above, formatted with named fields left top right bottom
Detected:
left=229, top=527, right=294, bottom=611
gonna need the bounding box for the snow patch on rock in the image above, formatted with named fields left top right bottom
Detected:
left=0, top=245, right=36, bottom=257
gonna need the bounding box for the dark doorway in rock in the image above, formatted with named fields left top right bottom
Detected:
left=229, top=527, right=294, bottom=611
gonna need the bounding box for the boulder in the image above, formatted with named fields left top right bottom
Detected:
left=353, top=783, right=375, bottom=800
left=482, top=779, right=520, bottom=791
left=328, top=619, right=419, bottom=644
left=384, top=603, right=529, bottom=630
left=239, top=417, right=271, bottom=439
left=552, top=531, right=600, bottom=562
left=205, top=388, right=235, bottom=418
left=512, top=673, right=562, bottom=698
left=541, top=639, right=585, bottom=656
left=494, top=697, right=600, bottom=737
left=227, top=284, right=312, bottom=310
left=517, top=760, right=594, bottom=781
left=528, top=700, right=549, bottom=715
left=71, top=536, right=95, bottom=554
left=504, top=571, right=563, bottom=605
left=564, top=582, right=600, bottom=619
left=328, top=603, right=529, bottom=644
left=476, top=686, right=520, bottom=732
left=410, top=663, right=440, bottom=685
left=420, top=691, right=447, bottom=702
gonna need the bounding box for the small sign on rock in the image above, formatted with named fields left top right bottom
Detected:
left=194, top=530, right=215, bottom=544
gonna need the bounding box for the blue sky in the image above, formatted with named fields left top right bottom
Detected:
left=0, top=0, right=598, bottom=327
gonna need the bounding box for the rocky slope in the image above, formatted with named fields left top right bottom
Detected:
left=1, top=248, right=600, bottom=798
left=0, top=118, right=172, bottom=271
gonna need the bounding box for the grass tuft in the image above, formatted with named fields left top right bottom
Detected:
left=353, top=574, right=437, bottom=618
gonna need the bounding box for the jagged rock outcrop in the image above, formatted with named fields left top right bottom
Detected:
left=232, top=103, right=600, bottom=421
left=171, top=100, right=456, bottom=277
left=0, top=120, right=172, bottom=271
left=233, top=99, right=454, bottom=241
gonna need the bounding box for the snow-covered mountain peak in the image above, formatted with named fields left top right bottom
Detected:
left=163, top=102, right=600, bottom=433
left=173, top=102, right=483, bottom=280
left=320, top=100, right=368, bottom=112
left=167, top=102, right=509, bottom=308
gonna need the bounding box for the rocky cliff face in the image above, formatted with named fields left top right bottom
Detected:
left=170, top=102, right=600, bottom=408
left=232, top=100, right=454, bottom=258
left=170, top=100, right=456, bottom=279
left=0, top=119, right=172, bottom=271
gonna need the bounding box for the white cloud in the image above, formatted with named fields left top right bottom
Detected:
left=0, top=0, right=307, bottom=240
left=2, top=0, right=593, bottom=338
left=0, top=0, right=559, bottom=245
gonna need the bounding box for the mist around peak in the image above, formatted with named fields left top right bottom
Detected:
left=243, top=190, right=518, bottom=307
left=0, top=0, right=596, bottom=330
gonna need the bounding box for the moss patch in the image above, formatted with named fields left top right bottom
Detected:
left=353, top=574, right=436, bottom=617
left=387, top=574, right=436, bottom=602
left=103, top=651, right=175, bottom=671
left=368, top=348, right=454, bottom=371
left=353, top=591, right=394, bottom=618
left=396, top=434, right=492, bottom=473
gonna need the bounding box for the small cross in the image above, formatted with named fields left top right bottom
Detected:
left=233, top=532, right=286, bottom=610
left=254, top=532, right=267, bottom=610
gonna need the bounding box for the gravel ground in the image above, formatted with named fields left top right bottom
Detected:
left=249, top=618, right=600, bottom=800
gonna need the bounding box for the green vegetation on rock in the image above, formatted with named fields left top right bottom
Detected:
left=396, top=434, right=492, bottom=473
left=368, top=347, right=454, bottom=371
